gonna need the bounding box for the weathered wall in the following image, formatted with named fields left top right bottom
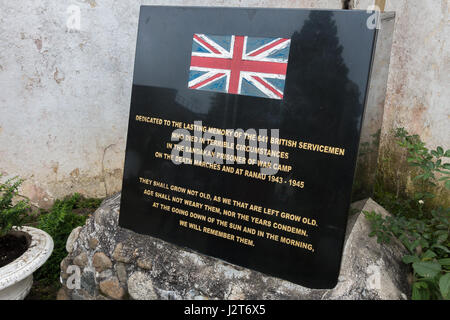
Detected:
left=0, top=0, right=448, bottom=207
left=0, top=0, right=140, bottom=207
left=354, top=0, right=449, bottom=204
left=0, top=0, right=342, bottom=208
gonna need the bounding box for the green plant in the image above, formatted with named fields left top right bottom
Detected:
left=395, top=128, right=450, bottom=200
left=358, top=130, right=381, bottom=158
left=366, top=207, right=449, bottom=299
left=0, top=175, right=29, bottom=237
left=365, top=128, right=450, bottom=300
left=34, top=193, right=100, bottom=286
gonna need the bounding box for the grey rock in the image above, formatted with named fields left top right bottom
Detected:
left=137, top=257, right=152, bottom=270
left=72, top=289, right=94, bottom=300
left=112, top=243, right=133, bottom=263
left=128, top=271, right=158, bottom=300
left=93, top=251, right=112, bottom=272
left=60, top=257, right=71, bottom=280
left=94, top=193, right=121, bottom=227
left=98, top=269, right=114, bottom=280
left=99, top=276, right=125, bottom=300
left=60, top=257, right=71, bottom=272
left=62, top=193, right=410, bottom=300
left=323, top=198, right=410, bottom=300
left=88, top=238, right=99, bottom=250
left=66, top=226, right=82, bottom=253
left=80, top=270, right=97, bottom=296
left=73, top=252, right=88, bottom=267
left=227, top=284, right=246, bottom=300
left=116, top=262, right=128, bottom=284
left=94, top=208, right=107, bottom=226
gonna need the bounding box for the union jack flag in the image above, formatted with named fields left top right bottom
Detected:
left=188, top=34, right=291, bottom=100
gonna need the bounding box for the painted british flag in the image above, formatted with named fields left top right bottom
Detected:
left=188, top=34, right=291, bottom=100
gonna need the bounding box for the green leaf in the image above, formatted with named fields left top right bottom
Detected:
left=434, top=231, right=448, bottom=244
left=413, top=261, right=442, bottom=278
left=439, top=273, right=450, bottom=299
left=438, top=258, right=450, bottom=266
left=432, top=245, right=450, bottom=254
left=412, top=282, right=430, bottom=300
left=421, top=250, right=437, bottom=260
left=437, top=147, right=444, bottom=156
left=403, top=255, right=420, bottom=264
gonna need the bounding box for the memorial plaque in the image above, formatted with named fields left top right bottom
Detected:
left=119, top=6, right=379, bottom=289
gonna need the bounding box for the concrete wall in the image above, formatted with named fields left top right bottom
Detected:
left=354, top=0, right=449, bottom=204
left=355, top=1, right=449, bottom=149
left=0, top=0, right=448, bottom=207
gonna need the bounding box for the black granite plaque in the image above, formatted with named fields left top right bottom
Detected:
left=119, top=6, right=378, bottom=289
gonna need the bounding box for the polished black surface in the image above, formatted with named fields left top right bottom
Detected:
left=119, top=6, right=377, bottom=289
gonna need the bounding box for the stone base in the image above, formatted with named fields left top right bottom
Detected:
left=60, top=193, right=410, bottom=300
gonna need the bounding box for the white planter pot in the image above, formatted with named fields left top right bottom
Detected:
left=0, top=226, right=54, bottom=300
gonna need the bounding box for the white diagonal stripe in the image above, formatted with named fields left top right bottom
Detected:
left=188, top=69, right=228, bottom=89
left=244, top=39, right=291, bottom=62
left=241, top=73, right=283, bottom=100
left=194, top=34, right=231, bottom=57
